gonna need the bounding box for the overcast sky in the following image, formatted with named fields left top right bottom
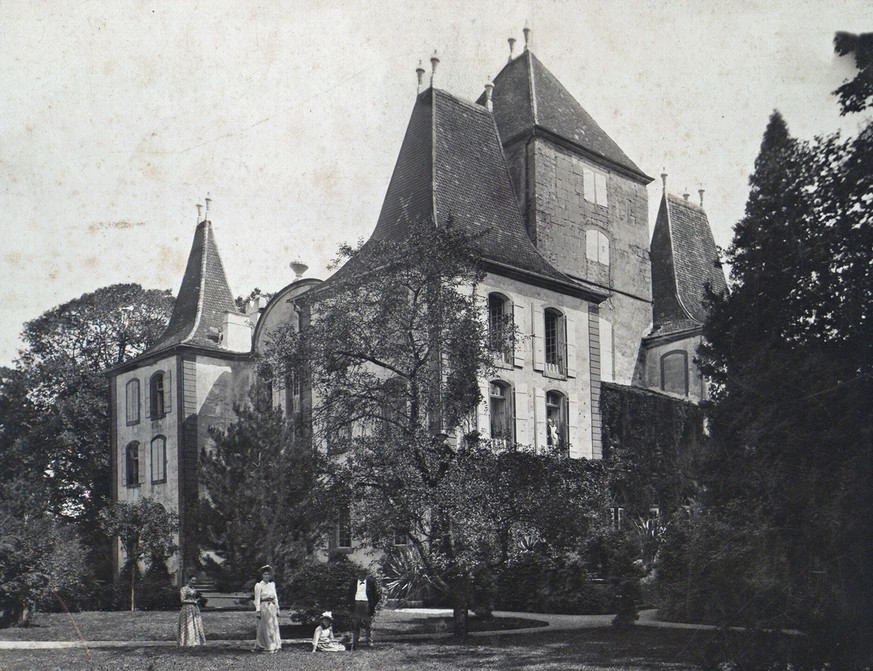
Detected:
left=1, top=1, right=870, bottom=366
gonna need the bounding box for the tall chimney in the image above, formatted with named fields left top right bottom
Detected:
left=523, top=22, right=531, bottom=50
left=484, top=78, right=494, bottom=112
left=698, top=188, right=705, bottom=207
left=508, top=37, right=516, bottom=62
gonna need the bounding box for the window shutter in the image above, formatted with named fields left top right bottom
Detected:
left=121, top=443, right=127, bottom=485
left=583, top=168, right=595, bottom=202
left=512, top=301, right=526, bottom=368
left=144, top=377, right=151, bottom=419
left=599, top=232, right=610, bottom=265
left=477, top=381, right=490, bottom=439
left=565, top=313, right=577, bottom=378
left=138, top=442, right=146, bottom=484
left=513, top=384, right=530, bottom=447
left=163, top=368, right=172, bottom=414
left=585, top=230, right=597, bottom=262
left=595, top=173, right=608, bottom=206
left=531, top=303, right=544, bottom=371
left=567, top=397, right=579, bottom=458
left=599, top=319, right=614, bottom=383
left=533, top=388, right=546, bottom=453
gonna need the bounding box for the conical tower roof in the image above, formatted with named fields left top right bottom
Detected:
left=336, top=86, right=605, bottom=300
left=480, top=50, right=649, bottom=182
left=649, top=193, right=727, bottom=336
left=149, top=219, right=239, bottom=352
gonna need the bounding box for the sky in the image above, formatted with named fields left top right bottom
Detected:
left=1, top=0, right=870, bottom=366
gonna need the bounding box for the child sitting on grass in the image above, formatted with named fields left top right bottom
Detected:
left=312, top=611, right=346, bottom=652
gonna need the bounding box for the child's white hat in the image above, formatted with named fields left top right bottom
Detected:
left=321, top=611, right=333, bottom=620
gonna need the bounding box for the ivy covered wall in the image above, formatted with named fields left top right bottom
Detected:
left=600, top=382, right=704, bottom=516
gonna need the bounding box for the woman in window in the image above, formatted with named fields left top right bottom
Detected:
left=177, top=575, right=206, bottom=647
left=253, top=565, right=281, bottom=653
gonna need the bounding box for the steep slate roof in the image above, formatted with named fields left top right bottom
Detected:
left=649, top=193, right=727, bottom=337
left=148, top=220, right=239, bottom=353
left=479, top=50, right=648, bottom=181
left=336, top=86, right=604, bottom=299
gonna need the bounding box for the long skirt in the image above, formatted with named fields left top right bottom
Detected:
left=255, top=602, right=281, bottom=652
left=316, top=639, right=346, bottom=652
left=178, top=604, right=206, bottom=646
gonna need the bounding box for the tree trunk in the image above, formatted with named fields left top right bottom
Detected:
left=130, top=563, right=136, bottom=611
left=452, top=597, right=469, bottom=638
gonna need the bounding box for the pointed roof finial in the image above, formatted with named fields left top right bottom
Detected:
left=508, top=36, right=516, bottom=62
left=683, top=189, right=690, bottom=201
left=660, top=172, right=668, bottom=192
left=698, top=188, right=705, bottom=207
left=430, top=50, right=440, bottom=86
left=196, top=203, right=203, bottom=223
left=204, top=193, right=212, bottom=219
left=523, top=21, right=531, bottom=51
left=484, top=77, right=494, bottom=112
left=416, top=59, right=426, bottom=93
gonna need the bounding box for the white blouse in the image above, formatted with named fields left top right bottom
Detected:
left=253, top=580, right=279, bottom=610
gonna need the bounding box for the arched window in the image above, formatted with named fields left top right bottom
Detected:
left=489, top=380, right=514, bottom=445
left=544, top=309, right=567, bottom=376
left=125, top=441, right=141, bottom=486
left=150, top=435, right=167, bottom=483
left=150, top=371, right=166, bottom=418
left=661, top=351, right=689, bottom=396
left=488, top=293, right=513, bottom=364
left=545, top=391, right=568, bottom=452
left=125, top=379, right=140, bottom=425
left=585, top=230, right=610, bottom=266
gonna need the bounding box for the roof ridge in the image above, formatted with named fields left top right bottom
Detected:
left=526, top=51, right=539, bottom=125
left=662, top=193, right=698, bottom=324
left=182, top=219, right=211, bottom=344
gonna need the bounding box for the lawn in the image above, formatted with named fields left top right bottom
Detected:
left=0, top=609, right=546, bottom=642
left=0, top=627, right=724, bottom=671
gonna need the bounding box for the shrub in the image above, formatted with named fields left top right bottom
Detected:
left=281, top=557, right=363, bottom=631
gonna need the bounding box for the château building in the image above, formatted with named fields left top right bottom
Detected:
left=108, top=31, right=725, bottom=580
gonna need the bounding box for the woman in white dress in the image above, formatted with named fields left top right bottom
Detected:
left=253, top=565, right=281, bottom=653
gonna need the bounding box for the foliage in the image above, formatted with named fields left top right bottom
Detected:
left=0, top=284, right=173, bottom=582
left=692, top=107, right=873, bottom=664
left=235, top=287, right=273, bottom=312
left=600, top=382, right=703, bottom=518
left=494, top=551, right=613, bottom=615
left=282, top=557, right=361, bottom=630
left=198, top=401, right=327, bottom=590
left=99, top=499, right=179, bottom=611
left=0, top=480, right=89, bottom=627
left=263, top=217, right=606, bottom=635
left=833, top=31, right=873, bottom=115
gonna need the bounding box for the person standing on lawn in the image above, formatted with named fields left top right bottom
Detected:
left=348, top=567, right=380, bottom=649
left=253, top=565, right=281, bottom=653
left=177, top=575, right=206, bottom=646
left=312, top=611, right=346, bottom=652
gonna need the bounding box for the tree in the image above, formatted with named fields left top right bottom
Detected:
left=694, top=108, right=873, bottom=664
left=3, top=285, right=173, bottom=515
left=833, top=31, right=873, bottom=115
left=99, top=499, right=178, bottom=611
left=198, top=401, right=326, bottom=588
left=264, top=217, right=605, bottom=635
left=0, top=284, right=174, bottom=579
left=0, top=480, right=88, bottom=626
